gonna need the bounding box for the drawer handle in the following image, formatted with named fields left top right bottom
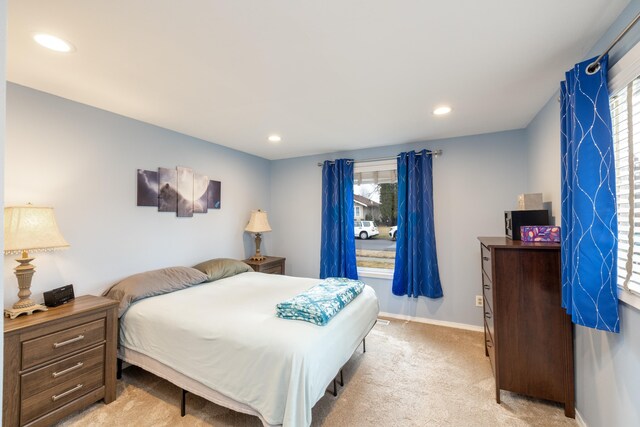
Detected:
left=52, top=362, right=84, bottom=378
left=483, top=284, right=490, bottom=290
left=484, top=312, right=492, bottom=319
left=482, top=256, right=490, bottom=261
left=51, top=384, right=83, bottom=401
left=53, top=334, right=85, bottom=348
left=486, top=341, right=493, bottom=348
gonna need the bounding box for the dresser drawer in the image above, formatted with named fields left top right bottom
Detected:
left=482, top=271, right=493, bottom=311
left=22, top=319, right=105, bottom=370
left=21, top=345, right=104, bottom=400
left=485, top=320, right=496, bottom=375
left=477, top=238, right=573, bottom=418
left=481, top=244, right=492, bottom=276
left=21, top=367, right=104, bottom=425
left=484, top=302, right=494, bottom=340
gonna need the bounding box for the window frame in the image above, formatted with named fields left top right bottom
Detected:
left=353, top=159, right=397, bottom=279
left=608, top=41, right=640, bottom=311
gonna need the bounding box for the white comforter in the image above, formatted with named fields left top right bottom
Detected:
left=119, top=272, right=379, bottom=426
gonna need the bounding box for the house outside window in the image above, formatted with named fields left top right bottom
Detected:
left=353, top=159, right=397, bottom=277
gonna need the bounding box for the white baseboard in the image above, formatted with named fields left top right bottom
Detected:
left=575, top=409, right=587, bottom=427
left=378, top=312, right=484, bottom=332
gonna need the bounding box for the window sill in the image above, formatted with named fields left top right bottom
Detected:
left=358, top=267, right=394, bottom=280
left=619, top=287, right=640, bottom=311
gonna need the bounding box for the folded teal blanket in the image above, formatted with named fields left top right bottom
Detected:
left=276, top=277, right=365, bottom=326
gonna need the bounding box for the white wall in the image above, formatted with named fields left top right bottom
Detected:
left=270, top=130, right=528, bottom=327
left=4, top=83, right=271, bottom=304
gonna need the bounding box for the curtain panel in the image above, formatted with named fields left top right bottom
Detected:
left=561, top=55, right=619, bottom=332
left=320, top=159, right=358, bottom=280
left=392, top=150, right=442, bottom=298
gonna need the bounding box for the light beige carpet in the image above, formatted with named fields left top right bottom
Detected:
left=57, top=318, right=577, bottom=426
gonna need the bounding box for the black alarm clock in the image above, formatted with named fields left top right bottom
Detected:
left=43, top=284, right=75, bottom=307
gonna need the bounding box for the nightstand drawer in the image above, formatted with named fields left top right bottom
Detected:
left=22, top=319, right=105, bottom=370
left=4, top=295, right=118, bottom=427
left=262, top=265, right=284, bottom=274
left=243, top=256, right=286, bottom=275
left=21, top=345, right=104, bottom=400
left=21, top=367, right=104, bottom=425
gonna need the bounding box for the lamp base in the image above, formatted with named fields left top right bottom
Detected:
left=251, top=233, right=266, bottom=261
left=4, top=303, right=48, bottom=320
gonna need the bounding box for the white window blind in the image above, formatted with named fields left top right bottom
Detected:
left=354, top=160, right=397, bottom=185
left=611, top=77, right=640, bottom=295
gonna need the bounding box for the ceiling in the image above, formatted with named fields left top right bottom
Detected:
left=7, top=1, right=631, bottom=160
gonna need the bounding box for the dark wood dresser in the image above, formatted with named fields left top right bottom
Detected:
left=3, top=295, right=118, bottom=427
left=243, top=256, right=286, bottom=275
left=478, top=237, right=574, bottom=417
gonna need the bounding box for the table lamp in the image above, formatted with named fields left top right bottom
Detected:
left=245, top=209, right=271, bottom=261
left=4, top=205, right=69, bottom=319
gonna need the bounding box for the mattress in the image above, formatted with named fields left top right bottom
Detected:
left=119, top=272, right=379, bottom=426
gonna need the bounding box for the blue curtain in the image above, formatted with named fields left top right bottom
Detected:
left=392, top=150, right=442, bottom=298
left=320, top=159, right=358, bottom=279
left=561, top=55, right=619, bottom=332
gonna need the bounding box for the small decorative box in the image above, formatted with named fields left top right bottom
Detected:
left=517, top=193, right=543, bottom=210
left=520, top=225, right=561, bottom=243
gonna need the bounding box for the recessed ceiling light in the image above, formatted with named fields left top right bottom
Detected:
left=33, top=33, right=75, bottom=53
left=433, top=106, right=452, bottom=116
left=268, top=135, right=282, bottom=143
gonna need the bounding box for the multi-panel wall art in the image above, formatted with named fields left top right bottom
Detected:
left=137, top=167, right=221, bottom=217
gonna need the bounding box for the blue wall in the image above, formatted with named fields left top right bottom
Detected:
left=4, top=83, right=272, bottom=301
left=0, top=0, right=6, bottom=404
left=526, top=1, right=640, bottom=425
left=270, top=130, right=529, bottom=328
left=5, top=2, right=640, bottom=422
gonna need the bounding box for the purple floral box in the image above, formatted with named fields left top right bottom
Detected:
left=520, top=225, right=561, bottom=243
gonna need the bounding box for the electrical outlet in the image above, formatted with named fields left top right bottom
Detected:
left=475, top=295, right=483, bottom=307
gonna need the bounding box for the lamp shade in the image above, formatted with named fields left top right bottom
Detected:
left=245, top=210, right=272, bottom=233
left=4, top=206, right=70, bottom=255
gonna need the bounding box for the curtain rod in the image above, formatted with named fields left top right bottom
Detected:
left=317, top=149, right=442, bottom=167
left=587, top=12, right=640, bottom=74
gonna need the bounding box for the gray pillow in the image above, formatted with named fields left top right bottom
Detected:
left=103, top=266, right=208, bottom=317
left=193, top=258, right=253, bottom=282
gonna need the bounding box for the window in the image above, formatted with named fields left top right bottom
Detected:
left=608, top=41, right=640, bottom=309
left=355, top=206, right=361, bottom=218
left=611, top=78, right=640, bottom=296
left=353, top=159, right=397, bottom=276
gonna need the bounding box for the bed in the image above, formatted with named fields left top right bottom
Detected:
left=109, top=265, right=379, bottom=427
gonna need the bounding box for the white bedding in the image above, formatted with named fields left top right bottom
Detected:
left=119, top=272, right=379, bottom=426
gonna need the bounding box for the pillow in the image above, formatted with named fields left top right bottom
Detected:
left=192, top=258, right=253, bottom=282
left=103, top=266, right=208, bottom=317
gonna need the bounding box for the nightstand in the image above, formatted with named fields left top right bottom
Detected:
left=243, top=256, right=286, bottom=275
left=3, top=295, right=119, bottom=427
